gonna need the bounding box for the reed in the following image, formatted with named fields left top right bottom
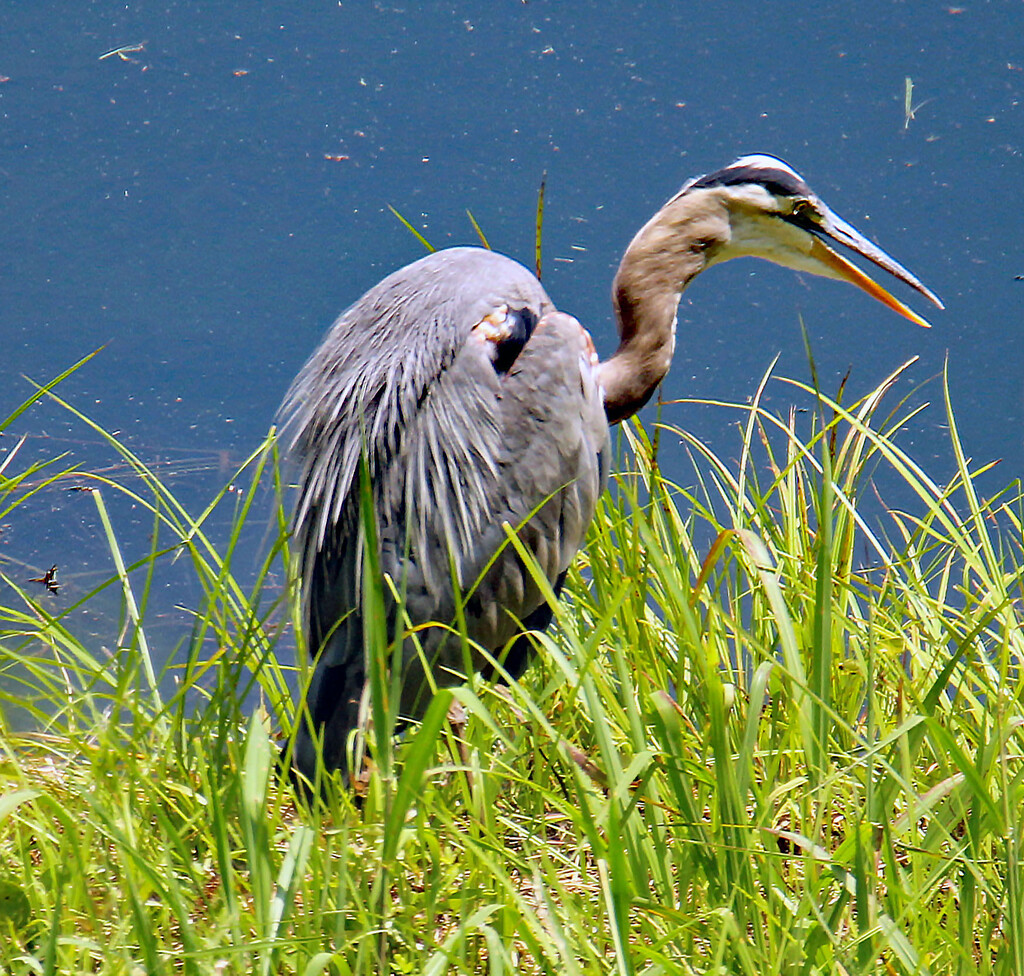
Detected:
left=0, top=358, right=1021, bottom=974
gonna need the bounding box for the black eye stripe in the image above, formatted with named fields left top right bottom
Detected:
left=785, top=207, right=825, bottom=234
left=689, top=165, right=812, bottom=199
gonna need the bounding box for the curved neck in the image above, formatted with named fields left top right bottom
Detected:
left=600, top=193, right=722, bottom=424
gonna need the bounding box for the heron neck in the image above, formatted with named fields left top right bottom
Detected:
left=601, top=205, right=708, bottom=424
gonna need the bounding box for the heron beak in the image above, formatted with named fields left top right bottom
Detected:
left=809, top=208, right=944, bottom=329
left=807, top=237, right=932, bottom=328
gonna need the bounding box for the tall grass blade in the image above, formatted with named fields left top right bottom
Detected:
left=387, top=204, right=435, bottom=252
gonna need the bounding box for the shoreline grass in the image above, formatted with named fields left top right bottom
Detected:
left=1, top=360, right=1022, bottom=974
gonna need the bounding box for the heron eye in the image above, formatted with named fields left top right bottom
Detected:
left=791, top=199, right=820, bottom=223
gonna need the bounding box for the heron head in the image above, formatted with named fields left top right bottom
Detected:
left=678, top=154, right=944, bottom=327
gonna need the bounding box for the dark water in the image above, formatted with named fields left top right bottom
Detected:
left=2, top=2, right=1022, bottom=656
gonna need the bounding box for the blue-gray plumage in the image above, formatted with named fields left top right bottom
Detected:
left=282, top=155, right=942, bottom=786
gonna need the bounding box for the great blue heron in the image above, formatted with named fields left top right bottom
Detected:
left=282, top=154, right=942, bottom=785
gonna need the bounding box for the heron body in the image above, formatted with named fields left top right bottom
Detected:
left=284, top=248, right=609, bottom=778
left=283, top=155, right=942, bottom=785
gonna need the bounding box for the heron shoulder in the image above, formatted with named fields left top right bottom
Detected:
left=280, top=246, right=555, bottom=558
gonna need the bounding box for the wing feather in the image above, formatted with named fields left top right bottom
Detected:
left=282, top=246, right=608, bottom=779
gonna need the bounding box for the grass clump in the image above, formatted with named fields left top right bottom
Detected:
left=0, top=357, right=1022, bottom=975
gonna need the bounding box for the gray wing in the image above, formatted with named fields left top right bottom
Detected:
left=281, top=246, right=609, bottom=777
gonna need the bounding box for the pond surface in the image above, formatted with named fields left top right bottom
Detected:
left=2, top=1, right=1022, bottom=661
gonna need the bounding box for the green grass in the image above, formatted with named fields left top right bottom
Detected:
left=1, top=356, right=1023, bottom=974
